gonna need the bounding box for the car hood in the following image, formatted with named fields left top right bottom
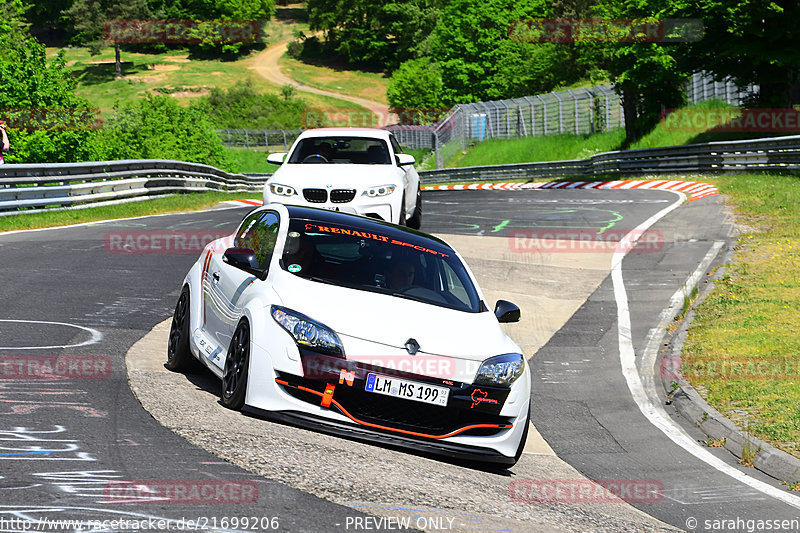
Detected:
left=273, top=273, right=518, bottom=362
left=270, top=164, right=401, bottom=187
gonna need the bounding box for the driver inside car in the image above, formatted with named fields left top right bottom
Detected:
left=387, top=261, right=415, bottom=290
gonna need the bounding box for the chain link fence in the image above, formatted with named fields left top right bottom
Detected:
left=388, top=72, right=758, bottom=168
left=217, top=72, right=758, bottom=169
left=217, top=129, right=304, bottom=152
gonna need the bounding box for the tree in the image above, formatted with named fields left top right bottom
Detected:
left=386, top=58, right=446, bottom=123
left=587, top=0, right=688, bottom=143
left=63, top=0, right=152, bottom=78
left=306, top=0, right=443, bottom=70
left=681, top=0, right=800, bottom=107
left=1, top=1, right=100, bottom=163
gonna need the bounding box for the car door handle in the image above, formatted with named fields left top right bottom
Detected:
left=212, top=272, right=220, bottom=282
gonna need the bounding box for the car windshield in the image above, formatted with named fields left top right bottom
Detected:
left=280, top=219, right=483, bottom=313
left=287, top=136, right=392, bottom=165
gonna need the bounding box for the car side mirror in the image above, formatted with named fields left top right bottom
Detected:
left=267, top=152, right=287, bottom=165
left=223, top=247, right=266, bottom=280
left=494, top=300, right=520, bottom=323
left=395, top=153, right=415, bottom=166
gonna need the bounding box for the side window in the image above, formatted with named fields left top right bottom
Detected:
left=235, top=211, right=280, bottom=270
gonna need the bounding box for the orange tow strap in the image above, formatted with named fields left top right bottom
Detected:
left=321, top=383, right=335, bottom=407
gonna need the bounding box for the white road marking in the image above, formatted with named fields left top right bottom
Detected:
left=0, top=319, right=102, bottom=350
left=612, top=191, right=800, bottom=509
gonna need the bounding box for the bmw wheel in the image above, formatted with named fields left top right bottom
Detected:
left=166, top=286, right=192, bottom=371
left=222, top=319, right=250, bottom=410
left=406, top=189, right=422, bottom=229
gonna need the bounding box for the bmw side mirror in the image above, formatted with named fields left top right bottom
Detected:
left=395, top=153, right=415, bottom=166
left=223, top=247, right=266, bottom=280
left=494, top=300, right=521, bottom=323
left=267, top=152, right=287, bottom=165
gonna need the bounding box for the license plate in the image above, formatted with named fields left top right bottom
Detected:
left=364, top=373, right=449, bottom=406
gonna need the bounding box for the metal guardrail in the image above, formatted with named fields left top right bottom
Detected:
left=0, top=159, right=266, bottom=216
left=1, top=135, right=798, bottom=216
left=417, top=134, right=800, bottom=183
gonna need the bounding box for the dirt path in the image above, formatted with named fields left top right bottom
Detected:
left=249, top=39, right=396, bottom=126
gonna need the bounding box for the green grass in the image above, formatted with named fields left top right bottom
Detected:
left=681, top=173, right=800, bottom=461
left=0, top=191, right=260, bottom=232
left=446, top=129, right=627, bottom=168
left=443, top=99, right=793, bottom=168
left=278, top=53, right=389, bottom=106
left=223, top=148, right=277, bottom=174
left=51, top=46, right=371, bottom=117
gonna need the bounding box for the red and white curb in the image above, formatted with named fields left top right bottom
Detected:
left=422, top=180, right=719, bottom=202
left=222, top=199, right=263, bottom=207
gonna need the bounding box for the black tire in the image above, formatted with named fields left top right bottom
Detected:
left=512, top=405, right=531, bottom=466
left=166, top=286, right=192, bottom=372
left=406, top=189, right=422, bottom=230
left=398, top=193, right=407, bottom=226
left=222, top=319, right=250, bottom=410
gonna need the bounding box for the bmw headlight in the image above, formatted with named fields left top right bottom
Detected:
left=271, top=305, right=343, bottom=355
left=474, top=353, right=525, bottom=387
left=361, top=184, right=396, bottom=197
left=269, top=183, right=297, bottom=197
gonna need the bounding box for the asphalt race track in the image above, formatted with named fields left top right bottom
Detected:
left=1, top=188, right=799, bottom=532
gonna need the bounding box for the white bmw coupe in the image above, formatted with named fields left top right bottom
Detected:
left=264, top=128, right=422, bottom=228
left=167, top=204, right=531, bottom=465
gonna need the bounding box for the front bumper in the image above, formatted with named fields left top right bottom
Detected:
left=266, top=351, right=523, bottom=464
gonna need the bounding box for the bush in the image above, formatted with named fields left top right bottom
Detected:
left=92, top=94, right=226, bottom=167
left=203, top=80, right=312, bottom=129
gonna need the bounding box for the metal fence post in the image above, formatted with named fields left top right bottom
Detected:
left=553, top=92, right=564, bottom=134
left=536, top=95, right=547, bottom=135
left=584, top=88, right=594, bottom=134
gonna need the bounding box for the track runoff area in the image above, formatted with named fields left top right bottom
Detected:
left=2, top=182, right=798, bottom=533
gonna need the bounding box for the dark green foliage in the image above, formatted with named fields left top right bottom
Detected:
left=306, top=0, right=442, bottom=70
left=94, top=94, right=227, bottom=166
left=0, top=5, right=101, bottom=163
left=203, top=81, right=313, bottom=129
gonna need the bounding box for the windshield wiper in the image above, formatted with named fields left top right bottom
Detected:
left=390, top=292, right=428, bottom=304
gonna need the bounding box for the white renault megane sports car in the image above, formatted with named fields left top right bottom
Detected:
left=167, top=204, right=531, bottom=465
left=263, top=128, right=422, bottom=228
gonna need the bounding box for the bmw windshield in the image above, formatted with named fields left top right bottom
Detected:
left=280, top=219, right=483, bottom=313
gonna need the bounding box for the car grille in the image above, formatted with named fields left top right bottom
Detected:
left=303, top=188, right=327, bottom=203
left=330, top=189, right=356, bottom=203
left=276, top=373, right=511, bottom=437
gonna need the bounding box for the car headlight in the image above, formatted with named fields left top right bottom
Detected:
left=271, top=305, right=343, bottom=356
left=474, top=353, right=525, bottom=387
left=269, top=183, right=296, bottom=197
left=361, top=184, right=396, bottom=197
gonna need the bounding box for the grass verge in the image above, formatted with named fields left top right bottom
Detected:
left=680, top=173, right=800, bottom=460
left=0, top=191, right=260, bottom=232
